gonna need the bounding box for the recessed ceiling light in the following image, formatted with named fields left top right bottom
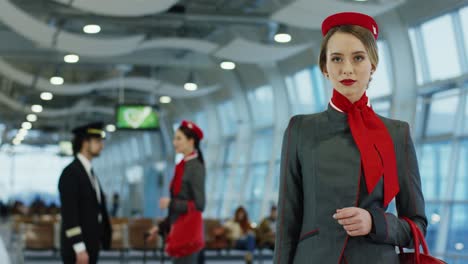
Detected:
left=160, top=96, right=172, bottom=104
left=13, top=138, right=22, bottom=145
left=26, top=114, right=37, bottom=122
left=31, top=104, right=43, bottom=113
left=64, top=54, right=79, bottom=63
left=220, top=61, right=236, bottom=70
left=106, top=124, right=116, bottom=132
left=431, top=213, right=441, bottom=224
left=274, top=33, right=292, bottom=43
left=21, top=122, right=32, bottom=130
left=40, top=92, right=53, bottom=101
left=455, top=243, right=464, bottom=250
left=184, top=82, right=198, bottom=91
left=83, top=24, right=101, bottom=34
left=50, top=76, right=64, bottom=85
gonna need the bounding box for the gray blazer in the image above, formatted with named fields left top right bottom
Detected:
left=274, top=106, right=427, bottom=264
left=168, top=158, right=206, bottom=224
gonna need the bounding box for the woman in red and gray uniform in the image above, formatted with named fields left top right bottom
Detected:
left=148, top=120, right=206, bottom=264
left=274, top=12, right=427, bottom=263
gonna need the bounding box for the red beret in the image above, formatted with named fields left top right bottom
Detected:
left=321, top=12, right=378, bottom=40
left=181, top=120, right=204, bottom=140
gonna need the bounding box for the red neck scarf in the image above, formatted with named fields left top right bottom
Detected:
left=170, top=152, right=198, bottom=196
left=330, top=89, right=399, bottom=206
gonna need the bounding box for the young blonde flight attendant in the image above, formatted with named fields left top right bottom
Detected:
left=274, top=12, right=427, bottom=264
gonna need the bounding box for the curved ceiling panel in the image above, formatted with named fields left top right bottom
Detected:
left=0, top=92, right=113, bottom=117
left=272, top=0, right=405, bottom=30
left=0, top=0, right=315, bottom=62
left=0, top=0, right=55, bottom=47
left=0, top=0, right=145, bottom=56
left=53, top=0, right=178, bottom=17
left=56, top=32, right=145, bottom=57
left=0, top=58, right=220, bottom=97
left=139, top=38, right=219, bottom=54
left=214, top=37, right=311, bottom=63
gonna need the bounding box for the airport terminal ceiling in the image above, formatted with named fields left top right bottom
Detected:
left=0, top=0, right=466, bottom=146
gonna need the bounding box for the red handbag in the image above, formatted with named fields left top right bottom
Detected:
left=165, top=201, right=205, bottom=257
left=399, top=217, right=447, bottom=264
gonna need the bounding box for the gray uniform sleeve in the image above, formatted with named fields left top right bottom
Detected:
left=368, top=122, right=427, bottom=247
left=274, top=116, right=303, bottom=264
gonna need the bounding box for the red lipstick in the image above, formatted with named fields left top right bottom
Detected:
left=340, top=79, right=356, bottom=86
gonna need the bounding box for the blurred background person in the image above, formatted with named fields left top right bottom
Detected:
left=224, top=206, right=256, bottom=264
left=147, top=120, right=206, bottom=264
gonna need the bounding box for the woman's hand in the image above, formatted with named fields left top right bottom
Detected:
left=159, top=197, right=171, bottom=209
left=146, top=226, right=159, bottom=242
left=333, top=207, right=372, bottom=236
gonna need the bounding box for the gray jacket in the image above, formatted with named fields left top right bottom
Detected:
left=274, top=106, right=427, bottom=264
left=168, top=158, right=206, bottom=224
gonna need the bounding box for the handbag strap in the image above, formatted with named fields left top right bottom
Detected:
left=401, top=217, right=430, bottom=264
left=187, top=200, right=197, bottom=213
left=407, top=217, right=430, bottom=254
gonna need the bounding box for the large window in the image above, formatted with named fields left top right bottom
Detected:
left=368, top=41, right=393, bottom=99
left=411, top=14, right=462, bottom=83
left=418, top=142, right=451, bottom=200
left=0, top=145, right=72, bottom=204
left=286, top=66, right=328, bottom=116
left=461, top=6, right=468, bottom=61
left=285, top=68, right=316, bottom=115
left=217, top=100, right=238, bottom=136
left=247, top=85, right=274, bottom=128
left=411, top=9, right=468, bottom=260
left=426, top=89, right=460, bottom=137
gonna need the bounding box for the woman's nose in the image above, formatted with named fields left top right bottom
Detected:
left=341, top=60, right=354, bottom=76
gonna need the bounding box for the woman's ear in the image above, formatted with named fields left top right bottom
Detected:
left=371, top=65, right=377, bottom=75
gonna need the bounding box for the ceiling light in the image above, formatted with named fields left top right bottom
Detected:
left=22, top=122, right=32, bottom=130
left=274, top=33, right=292, bottom=43
left=64, top=54, right=79, bottom=63
left=26, top=114, right=37, bottom=122
left=220, top=61, right=236, bottom=70
left=13, top=138, right=21, bottom=145
left=160, top=96, right=171, bottom=104
left=431, top=213, right=441, bottom=224
left=455, top=243, right=464, bottom=250
left=50, top=76, right=64, bottom=85
left=184, top=82, right=198, bottom=91
left=353, top=0, right=369, bottom=2
left=40, top=92, right=53, bottom=101
left=31, top=104, right=43, bottom=113
left=106, top=124, right=116, bottom=132
left=83, top=24, right=101, bottom=34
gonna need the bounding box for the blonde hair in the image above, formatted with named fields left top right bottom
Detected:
left=318, top=25, right=379, bottom=74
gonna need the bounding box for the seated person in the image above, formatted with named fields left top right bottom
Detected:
left=223, top=206, right=256, bottom=264
left=256, top=205, right=277, bottom=250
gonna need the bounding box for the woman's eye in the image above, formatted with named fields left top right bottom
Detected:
left=331, top=57, right=342, bottom=62
left=355, top=55, right=365, bottom=62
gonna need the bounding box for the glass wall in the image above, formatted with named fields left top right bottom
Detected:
left=409, top=5, right=468, bottom=261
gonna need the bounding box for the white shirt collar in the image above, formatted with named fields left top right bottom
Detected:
left=77, top=153, right=92, bottom=175
left=329, top=98, right=372, bottom=113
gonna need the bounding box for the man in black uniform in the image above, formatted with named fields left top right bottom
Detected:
left=58, top=122, right=112, bottom=264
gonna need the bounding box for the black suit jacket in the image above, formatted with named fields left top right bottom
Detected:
left=58, top=158, right=112, bottom=258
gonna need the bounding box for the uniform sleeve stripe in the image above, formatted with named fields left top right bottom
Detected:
left=66, top=227, right=82, bottom=238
